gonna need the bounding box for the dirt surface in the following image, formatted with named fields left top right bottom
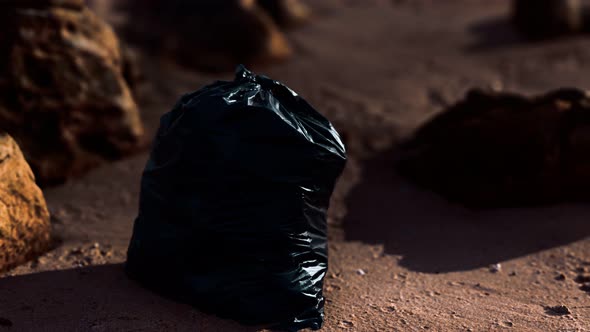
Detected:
left=1, top=1, right=590, bottom=331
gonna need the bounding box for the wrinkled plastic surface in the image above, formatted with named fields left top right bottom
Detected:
left=125, top=66, right=346, bottom=331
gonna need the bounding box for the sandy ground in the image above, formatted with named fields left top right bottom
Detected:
left=1, top=0, right=590, bottom=331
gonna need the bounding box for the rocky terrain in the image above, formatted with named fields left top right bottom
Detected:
left=0, top=134, right=50, bottom=273
left=0, top=0, right=589, bottom=331
left=0, top=0, right=143, bottom=185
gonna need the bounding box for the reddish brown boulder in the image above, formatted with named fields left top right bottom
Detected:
left=0, top=0, right=144, bottom=185
left=121, top=0, right=292, bottom=71
left=397, top=88, right=590, bottom=207
left=0, top=134, right=51, bottom=272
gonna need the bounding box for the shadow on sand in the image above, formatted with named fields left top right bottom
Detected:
left=465, top=17, right=525, bottom=52
left=0, top=264, right=257, bottom=332
left=343, top=147, right=590, bottom=273
left=465, top=16, right=590, bottom=53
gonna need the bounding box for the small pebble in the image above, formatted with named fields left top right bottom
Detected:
left=356, top=269, right=367, bottom=276
left=544, top=305, right=571, bottom=316
left=555, top=273, right=566, bottom=281
left=489, top=264, right=502, bottom=273
left=490, top=79, right=504, bottom=92
left=384, top=305, right=396, bottom=312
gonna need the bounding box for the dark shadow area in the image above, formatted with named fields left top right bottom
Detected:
left=465, top=17, right=526, bottom=52
left=0, top=264, right=258, bottom=332
left=343, top=147, right=590, bottom=273
left=466, top=15, right=590, bottom=53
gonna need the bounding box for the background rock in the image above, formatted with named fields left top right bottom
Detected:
left=397, top=88, right=590, bottom=207
left=0, top=134, right=51, bottom=272
left=120, top=0, right=292, bottom=71
left=258, top=0, right=311, bottom=28
left=0, top=1, right=144, bottom=185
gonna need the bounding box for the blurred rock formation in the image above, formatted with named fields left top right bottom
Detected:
left=0, top=134, right=51, bottom=272
left=0, top=0, right=144, bottom=185
left=119, top=0, right=302, bottom=71
left=258, top=0, right=311, bottom=28
left=398, top=88, right=590, bottom=207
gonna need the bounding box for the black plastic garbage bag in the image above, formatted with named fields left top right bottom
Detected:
left=125, top=66, right=346, bottom=331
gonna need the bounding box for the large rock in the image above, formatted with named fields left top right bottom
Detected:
left=512, top=0, right=584, bottom=39
left=397, top=88, right=590, bottom=207
left=0, top=134, right=51, bottom=272
left=121, top=0, right=292, bottom=71
left=0, top=0, right=144, bottom=185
